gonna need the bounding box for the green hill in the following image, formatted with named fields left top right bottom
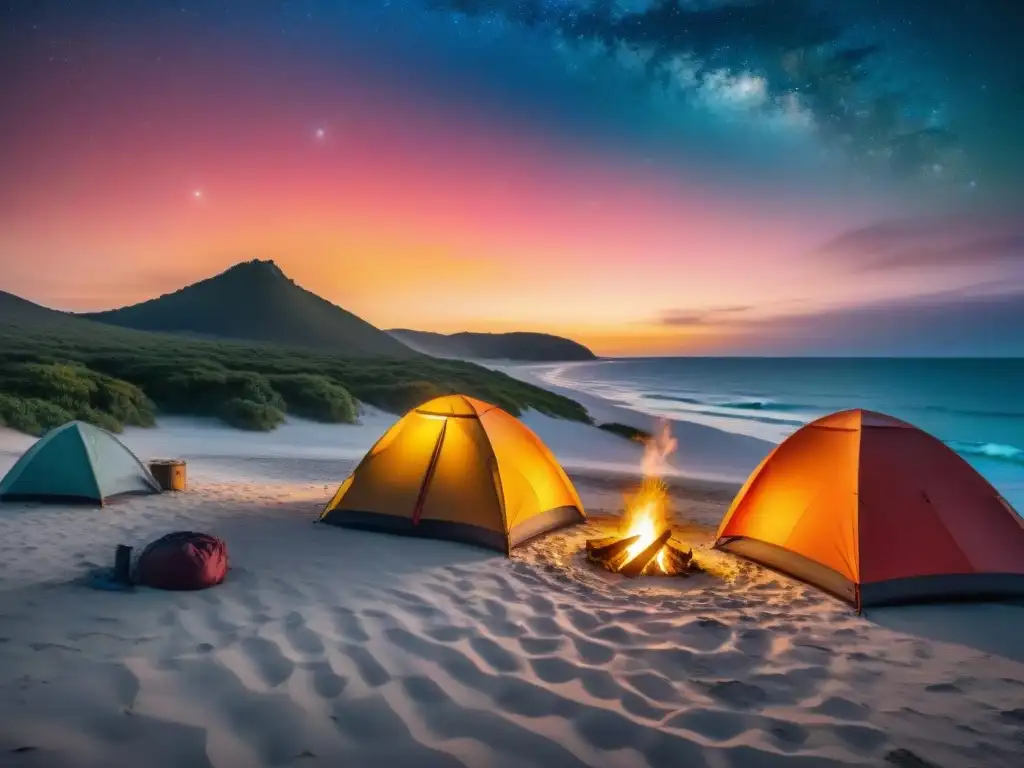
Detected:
left=388, top=329, right=597, bottom=362
left=0, top=291, right=591, bottom=436
left=83, top=259, right=415, bottom=358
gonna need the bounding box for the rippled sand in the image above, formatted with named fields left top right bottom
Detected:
left=1, top=454, right=1022, bottom=767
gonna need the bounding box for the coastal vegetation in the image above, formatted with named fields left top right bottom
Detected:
left=0, top=318, right=592, bottom=435
left=388, top=328, right=597, bottom=362
left=597, top=422, right=653, bottom=443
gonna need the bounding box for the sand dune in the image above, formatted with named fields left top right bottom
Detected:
left=1, top=416, right=1023, bottom=767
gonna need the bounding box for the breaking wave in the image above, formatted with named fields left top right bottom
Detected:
left=924, top=405, right=1024, bottom=420
left=646, top=394, right=807, bottom=411
left=641, top=403, right=808, bottom=428
left=947, top=441, right=1024, bottom=466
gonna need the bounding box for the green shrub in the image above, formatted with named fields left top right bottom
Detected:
left=217, top=398, right=286, bottom=431
left=0, top=362, right=155, bottom=433
left=269, top=374, right=357, bottom=423
left=598, top=422, right=652, bottom=443
left=0, top=393, right=75, bottom=436
left=355, top=380, right=449, bottom=414
left=78, top=406, right=124, bottom=433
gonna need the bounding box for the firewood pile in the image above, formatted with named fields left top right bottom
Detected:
left=585, top=530, right=701, bottom=577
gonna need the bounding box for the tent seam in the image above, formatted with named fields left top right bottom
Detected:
left=853, top=419, right=862, bottom=589
left=75, top=423, right=103, bottom=501
left=411, top=420, right=447, bottom=525
left=476, top=412, right=511, bottom=543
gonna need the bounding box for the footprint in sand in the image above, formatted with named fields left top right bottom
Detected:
left=664, top=707, right=749, bottom=741
left=339, top=642, right=391, bottom=687
left=624, top=671, right=681, bottom=703
left=832, top=723, right=889, bottom=752
left=525, top=594, right=556, bottom=616
left=702, top=679, right=768, bottom=709
left=636, top=647, right=705, bottom=680
left=619, top=690, right=674, bottom=721
left=565, top=608, right=600, bottom=632
left=637, top=620, right=677, bottom=636
left=330, top=607, right=370, bottom=642
left=424, top=625, right=473, bottom=643
left=570, top=635, right=615, bottom=665
left=591, top=624, right=634, bottom=645
left=300, top=659, right=347, bottom=699
left=282, top=611, right=326, bottom=656
left=479, top=615, right=523, bottom=638
left=577, top=668, right=621, bottom=700
left=524, top=616, right=562, bottom=637
left=494, top=675, right=571, bottom=718
left=401, top=675, right=450, bottom=705
left=239, top=636, right=295, bottom=687
left=468, top=636, right=521, bottom=673
left=999, top=708, right=1024, bottom=723
left=765, top=718, right=810, bottom=747
left=516, top=636, right=564, bottom=655
left=387, top=628, right=495, bottom=692
left=529, top=656, right=578, bottom=684
left=813, top=695, right=871, bottom=721
left=675, top=617, right=733, bottom=652
left=734, top=627, right=772, bottom=656
left=573, top=706, right=643, bottom=752
left=330, top=694, right=412, bottom=743
left=201, top=609, right=240, bottom=636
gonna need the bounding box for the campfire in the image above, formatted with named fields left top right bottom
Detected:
left=586, top=422, right=700, bottom=577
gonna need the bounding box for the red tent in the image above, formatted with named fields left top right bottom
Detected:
left=714, top=409, right=1024, bottom=610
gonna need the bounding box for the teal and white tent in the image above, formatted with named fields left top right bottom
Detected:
left=0, top=421, right=161, bottom=505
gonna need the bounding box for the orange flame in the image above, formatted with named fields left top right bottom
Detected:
left=619, top=421, right=677, bottom=572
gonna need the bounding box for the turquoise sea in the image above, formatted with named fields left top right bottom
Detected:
left=537, top=357, right=1024, bottom=514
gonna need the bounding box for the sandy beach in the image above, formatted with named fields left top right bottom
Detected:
left=1, top=399, right=1023, bottom=768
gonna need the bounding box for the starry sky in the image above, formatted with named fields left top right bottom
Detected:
left=1, top=0, right=1022, bottom=356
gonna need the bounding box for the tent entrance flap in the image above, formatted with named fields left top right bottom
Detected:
left=412, top=419, right=448, bottom=525
left=718, top=536, right=857, bottom=606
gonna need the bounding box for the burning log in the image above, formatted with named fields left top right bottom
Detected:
left=663, top=539, right=699, bottom=574
left=617, top=529, right=672, bottom=577
left=585, top=530, right=701, bottom=577
left=586, top=534, right=640, bottom=569
left=585, top=536, right=622, bottom=553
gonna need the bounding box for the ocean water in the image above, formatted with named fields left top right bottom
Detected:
left=537, top=357, right=1024, bottom=513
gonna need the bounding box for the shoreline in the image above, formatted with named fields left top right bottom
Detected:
left=489, top=359, right=774, bottom=486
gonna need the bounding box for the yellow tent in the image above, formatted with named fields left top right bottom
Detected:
left=319, top=395, right=585, bottom=553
